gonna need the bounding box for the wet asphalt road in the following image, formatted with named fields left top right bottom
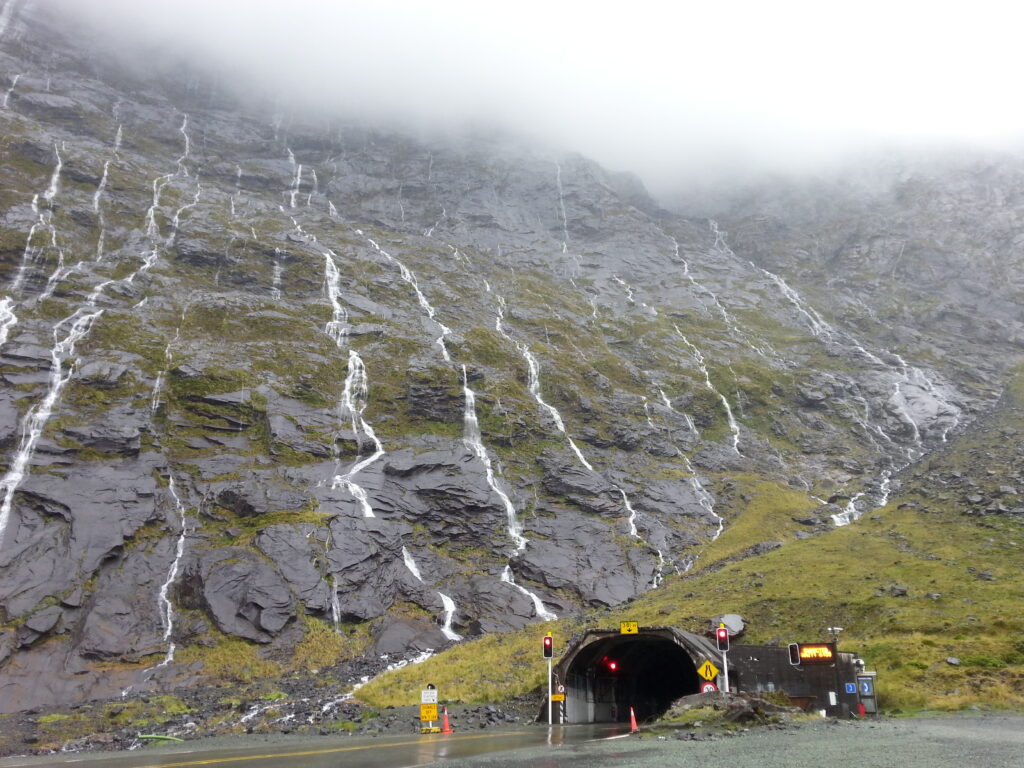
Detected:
left=0, top=724, right=630, bottom=768
left=436, top=714, right=1024, bottom=768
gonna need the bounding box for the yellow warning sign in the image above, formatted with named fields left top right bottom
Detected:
left=697, top=660, right=720, bottom=681
left=550, top=694, right=565, bottom=702
left=620, top=621, right=639, bottom=634
left=420, top=703, right=438, bottom=722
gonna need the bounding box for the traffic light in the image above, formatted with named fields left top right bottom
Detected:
left=602, top=656, right=618, bottom=672
left=789, top=643, right=801, bottom=666
left=715, top=626, right=729, bottom=652
left=543, top=635, right=553, bottom=658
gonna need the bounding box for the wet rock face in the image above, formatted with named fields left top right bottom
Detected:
left=0, top=0, right=1019, bottom=714
left=193, top=549, right=296, bottom=643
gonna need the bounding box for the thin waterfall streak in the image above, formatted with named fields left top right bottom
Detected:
left=501, top=565, right=557, bottom=621
left=331, top=351, right=384, bottom=517
left=1, top=73, right=20, bottom=107
left=324, top=252, right=347, bottom=344
left=497, top=298, right=593, bottom=470
left=42, top=142, right=63, bottom=202
left=155, top=476, right=189, bottom=668
left=438, top=593, right=462, bottom=641
left=93, top=160, right=110, bottom=212
left=402, top=546, right=424, bottom=582
left=0, top=309, right=102, bottom=547
left=462, top=366, right=527, bottom=551
left=357, top=231, right=451, bottom=362
left=0, top=298, right=16, bottom=351
left=673, top=325, right=741, bottom=454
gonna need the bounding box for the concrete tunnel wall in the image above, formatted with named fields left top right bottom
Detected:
left=551, top=627, right=720, bottom=724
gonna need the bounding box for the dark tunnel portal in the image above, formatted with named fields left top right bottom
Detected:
left=563, top=635, right=701, bottom=723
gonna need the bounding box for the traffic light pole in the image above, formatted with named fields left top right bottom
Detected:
left=547, top=657, right=552, bottom=725
left=721, top=650, right=729, bottom=693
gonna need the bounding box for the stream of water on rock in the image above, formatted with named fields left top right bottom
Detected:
left=1, top=72, right=19, bottom=107
left=740, top=245, right=962, bottom=524
left=356, top=230, right=452, bottom=362
left=672, top=324, right=741, bottom=454
left=154, top=475, right=189, bottom=669
left=494, top=296, right=593, bottom=471
left=0, top=308, right=102, bottom=547
left=331, top=350, right=384, bottom=518
left=462, top=365, right=556, bottom=620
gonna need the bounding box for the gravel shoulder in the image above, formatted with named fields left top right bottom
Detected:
left=436, top=714, right=1024, bottom=768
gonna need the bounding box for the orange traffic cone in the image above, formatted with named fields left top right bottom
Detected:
left=441, top=706, right=453, bottom=734
left=629, top=706, right=639, bottom=733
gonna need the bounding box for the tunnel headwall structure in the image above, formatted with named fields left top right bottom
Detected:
left=547, top=627, right=865, bottom=723
left=552, top=626, right=719, bottom=724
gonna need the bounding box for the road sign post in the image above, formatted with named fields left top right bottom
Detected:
left=715, top=625, right=730, bottom=693
left=544, top=632, right=553, bottom=725
left=420, top=685, right=440, bottom=732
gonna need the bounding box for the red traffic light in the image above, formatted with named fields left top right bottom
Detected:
left=715, top=626, right=730, bottom=652
left=542, top=635, right=553, bottom=658
left=601, top=655, right=619, bottom=672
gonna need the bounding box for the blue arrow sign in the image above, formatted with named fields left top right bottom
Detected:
left=845, top=683, right=856, bottom=694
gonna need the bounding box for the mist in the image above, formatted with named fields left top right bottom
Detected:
left=54, top=0, right=1024, bottom=196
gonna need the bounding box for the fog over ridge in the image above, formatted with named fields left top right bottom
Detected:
left=53, top=0, right=1024, bottom=193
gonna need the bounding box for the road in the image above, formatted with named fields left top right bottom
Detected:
left=436, top=714, right=1024, bottom=768
left=0, top=724, right=630, bottom=768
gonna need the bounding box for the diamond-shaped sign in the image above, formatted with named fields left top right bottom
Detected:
left=697, top=660, right=720, bottom=681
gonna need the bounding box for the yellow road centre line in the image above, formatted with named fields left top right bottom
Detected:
left=140, top=731, right=531, bottom=768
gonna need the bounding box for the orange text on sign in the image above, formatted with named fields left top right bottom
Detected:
left=799, top=644, right=834, bottom=660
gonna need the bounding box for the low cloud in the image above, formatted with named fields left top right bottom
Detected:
left=56, top=0, right=1024, bottom=193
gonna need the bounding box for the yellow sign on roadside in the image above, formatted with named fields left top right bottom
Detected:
left=420, top=703, right=438, bottom=722
left=620, top=621, right=639, bottom=634
left=697, top=660, right=720, bottom=681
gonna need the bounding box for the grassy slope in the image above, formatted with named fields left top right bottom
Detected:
left=357, top=370, right=1024, bottom=713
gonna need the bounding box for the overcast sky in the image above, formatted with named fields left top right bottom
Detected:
left=58, top=0, right=1024, bottom=192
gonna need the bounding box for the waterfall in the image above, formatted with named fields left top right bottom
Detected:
left=1, top=73, right=19, bottom=108
left=659, top=388, right=699, bottom=437
left=42, top=142, right=63, bottom=202
left=324, top=527, right=342, bottom=632
left=0, top=298, right=16, bottom=351
left=495, top=297, right=593, bottom=471
left=461, top=366, right=527, bottom=551
left=402, top=546, right=424, bottom=582
left=176, top=114, right=191, bottom=176
left=673, top=325, right=741, bottom=454
left=462, top=366, right=556, bottom=621
left=615, top=486, right=639, bottom=538
left=438, top=593, right=462, bottom=642
left=500, top=566, right=557, bottom=621
left=357, top=231, right=451, bottom=361
left=0, top=309, right=102, bottom=547
left=331, top=351, right=385, bottom=518
left=669, top=230, right=773, bottom=359
left=93, top=160, right=110, bottom=213
left=169, top=185, right=202, bottom=241
left=286, top=148, right=302, bottom=208
left=150, top=315, right=183, bottom=413
left=154, top=476, right=189, bottom=668
left=641, top=396, right=655, bottom=428
left=324, top=252, right=348, bottom=345
left=554, top=162, right=569, bottom=253
left=0, top=0, right=21, bottom=38
left=424, top=205, right=446, bottom=237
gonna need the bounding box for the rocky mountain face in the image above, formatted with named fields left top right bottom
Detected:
left=0, top=3, right=1021, bottom=713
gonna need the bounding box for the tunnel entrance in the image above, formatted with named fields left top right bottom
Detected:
left=557, top=628, right=710, bottom=724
